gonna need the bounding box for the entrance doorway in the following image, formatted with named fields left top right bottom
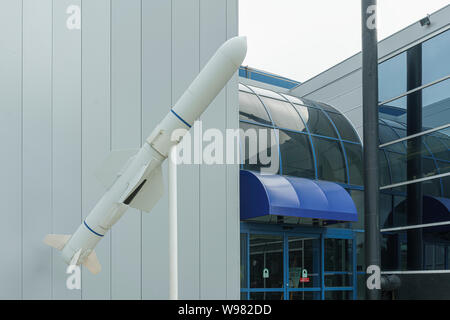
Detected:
left=240, top=223, right=356, bottom=300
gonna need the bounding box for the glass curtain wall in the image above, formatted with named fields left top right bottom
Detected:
left=378, top=29, right=450, bottom=279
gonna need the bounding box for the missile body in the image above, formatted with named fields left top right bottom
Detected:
left=44, top=36, right=247, bottom=273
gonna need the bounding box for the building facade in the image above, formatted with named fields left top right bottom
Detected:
left=0, top=0, right=240, bottom=300
left=290, top=5, right=450, bottom=299
left=1, top=1, right=448, bottom=300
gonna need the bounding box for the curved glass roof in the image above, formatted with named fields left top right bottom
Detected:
left=238, top=82, right=449, bottom=200
left=239, top=83, right=363, bottom=187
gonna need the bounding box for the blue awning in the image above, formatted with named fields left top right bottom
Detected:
left=240, top=170, right=358, bottom=222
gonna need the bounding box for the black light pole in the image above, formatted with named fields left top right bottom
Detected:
left=361, top=0, right=381, bottom=300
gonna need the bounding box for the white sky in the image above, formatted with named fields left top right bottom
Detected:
left=239, top=0, right=450, bottom=82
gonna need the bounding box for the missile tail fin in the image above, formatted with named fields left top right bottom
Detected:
left=128, top=165, right=164, bottom=213
left=83, top=250, right=101, bottom=275
left=43, top=234, right=71, bottom=251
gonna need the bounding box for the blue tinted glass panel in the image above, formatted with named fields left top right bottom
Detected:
left=422, top=159, right=442, bottom=197
left=344, top=142, right=363, bottom=186
left=379, top=193, right=393, bottom=229
left=438, top=161, right=450, bottom=178
left=379, top=79, right=450, bottom=131
left=312, top=137, right=346, bottom=183
left=279, top=130, right=315, bottom=179
left=301, top=106, right=338, bottom=138
left=379, top=150, right=391, bottom=187
left=326, top=112, right=359, bottom=142
left=379, top=122, right=405, bottom=152
left=423, top=30, right=450, bottom=84
left=443, top=175, right=450, bottom=198
left=379, top=52, right=407, bottom=102
left=422, top=79, right=450, bottom=129
left=424, top=134, right=450, bottom=161
left=385, top=151, right=406, bottom=185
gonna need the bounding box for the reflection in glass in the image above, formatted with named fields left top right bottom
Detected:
left=288, top=237, right=321, bottom=290
left=248, top=85, right=284, bottom=100
left=381, top=179, right=450, bottom=229
left=351, top=190, right=364, bottom=230
left=279, top=130, right=315, bottom=179
left=324, top=238, right=353, bottom=287
left=384, top=151, right=406, bottom=186
left=249, top=234, right=284, bottom=289
left=344, top=143, right=363, bottom=186
left=379, top=150, right=391, bottom=187
left=240, top=122, right=279, bottom=174
left=260, top=96, right=307, bottom=132
left=382, top=228, right=450, bottom=271
left=301, top=106, right=338, bottom=138
left=379, top=79, right=450, bottom=131
left=381, top=130, right=449, bottom=186
left=239, top=91, right=272, bottom=125
left=312, top=137, right=346, bottom=183
left=326, top=112, right=359, bottom=142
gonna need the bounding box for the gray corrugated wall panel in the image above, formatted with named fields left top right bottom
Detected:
left=344, top=107, right=364, bottom=130
left=110, top=0, right=142, bottom=299
left=0, top=0, right=22, bottom=300
left=172, top=0, right=201, bottom=300
left=225, top=0, right=240, bottom=299
left=0, top=0, right=238, bottom=299
left=21, top=0, right=52, bottom=299
left=51, top=0, right=82, bottom=300
left=81, top=0, right=112, bottom=299
left=199, top=0, right=228, bottom=299
left=141, top=0, right=171, bottom=300
left=302, top=70, right=361, bottom=104
left=326, top=86, right=362, bottom=114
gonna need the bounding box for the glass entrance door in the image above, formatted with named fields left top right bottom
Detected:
left=248, top=234, right=285, bottom=300
left=287, top=236, right=321, bottom=300
left=240, top=223, right=357, bottom=300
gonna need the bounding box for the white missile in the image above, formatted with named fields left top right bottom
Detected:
left=44, top=36, right=247, bottom=274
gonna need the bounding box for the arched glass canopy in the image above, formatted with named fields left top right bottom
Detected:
left=238, top=83, right=450, bottom=197
left=239, top=83, right=363, bottom=187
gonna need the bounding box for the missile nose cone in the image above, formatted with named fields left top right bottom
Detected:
left=220, top=36, right=247, bottom=68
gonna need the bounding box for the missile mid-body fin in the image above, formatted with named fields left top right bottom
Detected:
left=95, top=149, right=139, bottom=189
left=127, top=165, right=164, bottom=212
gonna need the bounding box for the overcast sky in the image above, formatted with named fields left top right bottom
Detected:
left=239, top=0, right=450, bottom=82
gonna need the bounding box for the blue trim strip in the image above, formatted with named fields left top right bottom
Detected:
left=171, top=109, right=191, bottom=128
left=83, top=220, right=104, bottom=237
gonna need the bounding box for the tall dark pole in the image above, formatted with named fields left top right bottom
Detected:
left=361, top=0, right=381, bottom=300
